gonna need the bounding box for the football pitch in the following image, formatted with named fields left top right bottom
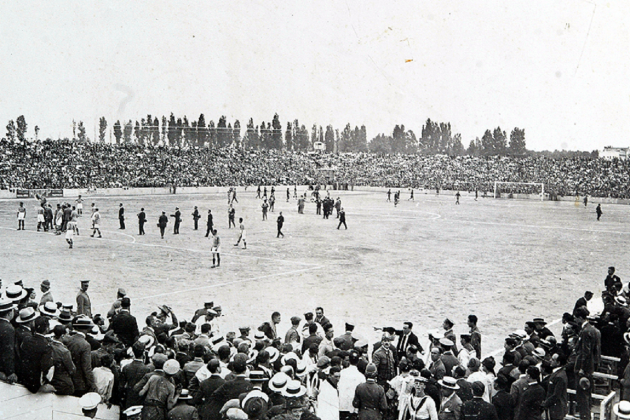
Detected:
left=0, top=189, right=628, bottom=357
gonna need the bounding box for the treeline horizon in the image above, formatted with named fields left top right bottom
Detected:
left=4, top=114, right=600, bottom=158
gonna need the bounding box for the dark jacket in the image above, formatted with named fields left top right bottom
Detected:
left=492, top=389, right=514, bottom=420
left=353, top=380, right=388, bottom=420
left=541, top=369, right=568, bottom=420
left=192, top=374, right=226, bottom=420
left=65, top=332, right=95, bottom=393
left=462, top=397, right=499, bottom=420
left=514, top=383, right=545, bottom=420
left=120, top=359, right=153, bottom=408
left=20, top=333, right=54, bottom=393
left=109, top=310, right=139, bottom=347
left=0, top=319, right=16, bottom=377
left=575, top=322, right=601, bottom=374
left=208, top=376, right=253, bottom=420
left=50, top=339, right=76, bottom=395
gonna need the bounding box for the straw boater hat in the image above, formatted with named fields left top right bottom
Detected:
left=614, top=401, right=630, bottom=420
left=266, top=346, right=280, bottom=363
left=281, top=380, right=306, bottom=398
left=178, top=389, right=193, bottom=400
left=58, top=311, right=73, bottom=323
left=16, top=307, right=39, bottom=324
left=268, top=372, right=290, bottom=392
left=281, top=352, right=299, bottom=365
left=40, top=302, right=59, bottom=317
left=0, top=299, right=15, bottom=313
left=138, top=334, right=156, bottom=348
left=5, top=285, right=27, bottom=302
left=438, top=376, right=460, bottom=390
left=73, top=316, right=95, bottom=330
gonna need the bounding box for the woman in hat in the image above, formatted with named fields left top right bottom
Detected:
left=402, top=377, right=438, bottom=420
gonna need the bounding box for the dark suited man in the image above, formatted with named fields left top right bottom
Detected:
left=462, top=381, right=499, bottom=420
left=108, top=297, right=139, bottom=347
left=20, top=316, right=54, bottom=393
left=206, top=355, right=253, bottom=420
left=541, top=354, right=568, bottom=420
left=391, top=321, right=424, bottom=361
left=205, top=210, right=213, bottom=237
left=171, top=207, right=181, bottom=234
left=158, top=212, right=168, bottom=239
left=119, top=342, right=153, bottom=410
left=192, top=359, right=225, bottom=420
left=118, top=203, right=125, bottom=229
left=574, top=307, right=601, bottom=420
left=137, top=208, right=146, bottom=235
left=0, top=300, right=18, bottom=384
left=514, top=367, right=545, bottom=420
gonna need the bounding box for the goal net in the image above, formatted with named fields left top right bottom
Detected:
left=493, top=182, right=545, bottom=201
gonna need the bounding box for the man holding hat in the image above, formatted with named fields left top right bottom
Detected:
left=106, top=288, right=127, bottom=319
left=0, top=299, right=18, bottom=384
left=167, top=389, right=199, bottom=420
left=76, top=280, right=92, bottom=318
left=39, top=280, right=54, bottom=306
left=67, top=316, right=97, bottom=396
left=353, top=363, right=388, bottom=420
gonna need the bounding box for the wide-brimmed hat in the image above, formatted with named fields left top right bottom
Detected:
left=5, top=285, right=27, bottom=302
left=73, top=316, right=95, bottom=330
left=614, top=401, right=630, bottom=419
left=532, top=318, right=547, bottom=325
left=247, top=349, right=259, bottom=364
left=249, top=370, right=268, bottom=383
left=616, top=296, right=628, bottom=306
left=438, top=376, right=460, bottom=390
left=281, top=352, right=299, bottom=365
left=269, top=372, right=290, bottom=392
left=164, top=359, right=180, bottom=375
left=281, top=380, right=306, bottom=398
left=138, top=334, right=156, bottom=348
left=41, top=280, right=51, bottom=290
left=0, top=299, right=15, bottom=313
left=58, top=311, right=73, bottom=323
left=295, top=361, right=307, bottom=377
left=40, top=302, right=59, bottom=317
left=16, top=307, right=39, bottom=323
left=241, top=390, right=269, bottom=417
left=90, top=326, right=104, bottom=341
left=266, top=346, right=280, bottom=363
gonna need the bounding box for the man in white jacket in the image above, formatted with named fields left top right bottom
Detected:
left=338, top=351, right=367, bottom=420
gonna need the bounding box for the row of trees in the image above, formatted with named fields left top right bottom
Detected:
left=5, top=115, right=529, bottom=157
left=368, top=119, right=528, bottom=156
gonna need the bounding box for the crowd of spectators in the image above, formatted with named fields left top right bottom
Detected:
left=0, top=268, right=625, bottom=420
left=2, top=139, right=630, bottom=198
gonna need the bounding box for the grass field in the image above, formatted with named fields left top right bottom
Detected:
left=0, top=189, right=628, bottom=358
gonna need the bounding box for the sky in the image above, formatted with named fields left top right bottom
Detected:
left=0, top=0, right=628, bottom=151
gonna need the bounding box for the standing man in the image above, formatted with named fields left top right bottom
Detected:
left=574, top=307, right=601, bottom=420
left=456, top=191, right=461, bottom=205
left=17, top=202, right=26, bottom=230
left=234, top=218, right=247, bottom=249
left=353, top=363, right=388, bottom=420
left=596, top=204, right=602, bottom=221
left=337, top=208, right=347, bottom=230
left=40, top=280, right=54, bottom=307
left=287, top=187, right=291, bottom=202
left=211, top=229, right=221, bottom=268
left=171, top=207, right=181, bottom=234
left=192, top=206, right=201, bottom=230
left=76, top=280, right=92, bottom=317
left=118, top=203, right=125, bottom=229
left=387, top=189, right=391, bottom=202
left=468, top=315, right=482, bottom=359
left=541, top=354, right=568, bottom=420
left=262, top=199, right=269, bottom=220
left=392, top=322, right=423, bottom=361
left=277, top=212, right=285, bottom=238
left=0, top=299, right=18, bottom=384
left=75, top=195, right=84, bottom=215
left=604, top=267, right=622, bottom=294
left=67, top=317, right=97, bottom=397
left=205, top=210, right=214, bottom=238
left=137, top=208, right=146, bottom=235
left=372, top=333, right=396, bottom=388
left=157, top=211, right=168, bottom=239
left=90, top=208, right=102, bottom=238
left=228, top=205, right=236, bottom=228
left=108, top=297, right=139, bottom=347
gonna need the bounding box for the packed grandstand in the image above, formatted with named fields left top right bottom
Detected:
left=1, top=139, right=629, bottom=198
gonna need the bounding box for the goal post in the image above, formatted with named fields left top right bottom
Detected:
left=493, top=182, right=545, bottom=201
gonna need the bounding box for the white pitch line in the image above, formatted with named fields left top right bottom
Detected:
left=101, top=230, right=136, bottom=243
left=444, top=218, right=630, bottom=235
left=96, top=265, right=324, bottom=305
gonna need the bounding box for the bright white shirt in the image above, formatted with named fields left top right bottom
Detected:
left=317, top=378, right=340, bottom=420
left=467, top=371, right=490, bottom=402
left=338, top=365, right=366, bottom=412
left=93, top=366, right=114, bottom=402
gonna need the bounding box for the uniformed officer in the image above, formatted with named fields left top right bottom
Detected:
left=76, top=280, right=92, bottom=317
left=171, top=207, right=181, bottom=234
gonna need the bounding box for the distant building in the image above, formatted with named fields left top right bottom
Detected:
left=601, top=146, right=629, bottom=159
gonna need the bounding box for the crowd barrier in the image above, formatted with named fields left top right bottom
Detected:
left=0, top=381, right=119, bottom=419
